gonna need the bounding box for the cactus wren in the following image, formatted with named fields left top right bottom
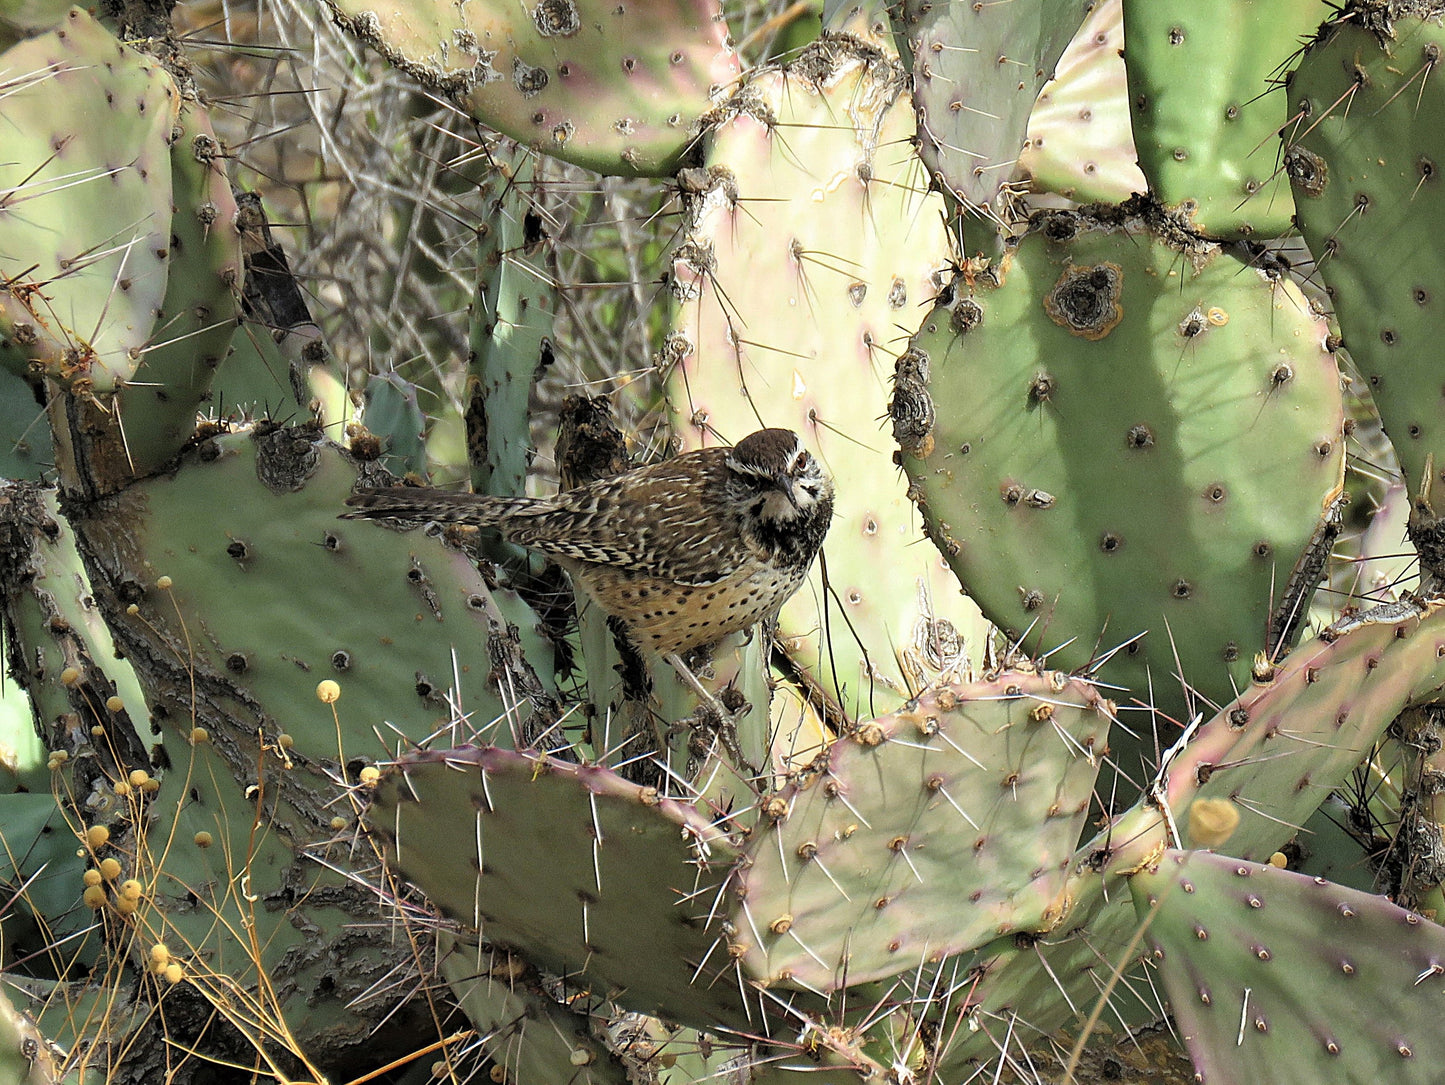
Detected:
left=343, top=428, right=834, bottom=659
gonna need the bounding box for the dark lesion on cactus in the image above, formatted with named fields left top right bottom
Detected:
left=1043, top=262, right=1123, bottom=340
left=532, top=0, right=580, bottom=36
left=1126, top=423, right=1155, bottom=449
left=1283, top=145, right=1328, bottom=197
left=512, top=58, right=549, bottom=97
left=889, top=348, right=935, bottom=458
left=949, top=296, right=984, bottom=334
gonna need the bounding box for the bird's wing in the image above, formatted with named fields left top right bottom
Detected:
left=508, top=452, right=758, bottom=586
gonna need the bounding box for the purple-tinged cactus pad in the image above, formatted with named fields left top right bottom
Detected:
left=368, top=745, right=755, bottom=1027
left=1166, top=599, right=1445, bottom=862
left=735, top=671, right=1111, bottom=991
left=322, top=0, right=737, bottom=176
left=1020, top=0, right=1146, bottom=206
left=667, top=40, right=975, bottom=722
left=896, top=0, right=1090, bottom=215
left=1132, top=848, right=1445, bottom=1084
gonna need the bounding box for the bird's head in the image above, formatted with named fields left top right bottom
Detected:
left=724, top=428, right=833, bottom=529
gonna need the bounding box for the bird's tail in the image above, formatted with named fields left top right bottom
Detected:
left=342, top=487, right=537, bottom=527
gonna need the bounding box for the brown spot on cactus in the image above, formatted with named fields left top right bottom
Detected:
left=533, top=0, right=580, bottom=35
left=855, top=722, right=885, bottom=746
left=1044, top=262, right=1123, bottom=340
left=950, top=297, right=983, bottom=334
left=512, top=59, right=548, bottom=97
left=1284, top=146, right=1327, bottom=196
left=890, top=349, right=935, bottom=458
left=1028, top=371, right=1056, bottom=404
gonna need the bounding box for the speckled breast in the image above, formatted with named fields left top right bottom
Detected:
left=574, top=559, right=808, bottom=657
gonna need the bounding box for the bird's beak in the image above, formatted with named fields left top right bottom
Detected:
left=779, top=479, right=799, bottom=510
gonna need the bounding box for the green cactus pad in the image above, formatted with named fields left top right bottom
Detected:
left=115, top=101, right=244, bottom=471
left=321, top=0, right=737, bottom=176
left=361, top=371, right=429, bottom=478
left=0, top=369, right=51, bottom=480
left=894, top=0, right=1089, bottom=217
left=1284, top=12, right=1445, bottom=525
left=0, top=982, right=64, bottom=1085
left=926, top=890, right=1169, bottom=1077
left=438, top=933, right=626, bottom=1084
left=1122, top=0, right=1327, bottom=238
left=470, top=145, right=554, bottom=498
left=368, top=745, right=753, bottom=1027
left=1020, top=0, right=1146, bottom=206
left=75, top=427, right=540, bottom=759
left=0, top=9, right=181, bottom=394
left=1132, top=848, right=1445, bottom=1084
left=667, top=39, right=982, bottom=722
left=735, top=671, right=1110, bottom=991
left=0, top=484, right=147, bottom=759
left=896, top=210, right=1345, bottom=745
left=1167, top=598, right=1445, bottom=861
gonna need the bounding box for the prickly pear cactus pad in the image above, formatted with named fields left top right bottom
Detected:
left=1285, top=9, right=1445, bottom=518
left=367, top=745, right=752, bottom=1027
left=322, top=0, right=737, bottom=176
left=0, top=984, right=60, bottom=1085
left=668, top=40, right=981, bottom=719
left=0, top=10, right=182, bottom=394
left=116, top=101, right=244, bottom=473
left=1019, top=0, right=1145, bottom=206
left=894, top=0, right=1090, bottom=217
left=437, top=933, right=625, bottom=1084
left=734, top=671, right=1111, bottom=991
left=1166, top=599, right=1445, bottom=861
left=925, top=891, right=1173, bottom=1076
left=1132, top=848, right=1445, bottom=1084
left=72, top=425, right=548, bottom=760
left=896, top=209, right=1345, bottom=741
left=1121, top=0, right=1326, bottom=239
